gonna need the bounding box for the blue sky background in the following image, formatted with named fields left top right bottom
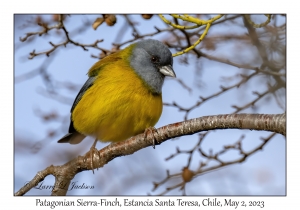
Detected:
left=14, top=14, right=286, bottom=195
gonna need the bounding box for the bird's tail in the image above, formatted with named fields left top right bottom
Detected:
left=57, top=132, right=86, bottom=144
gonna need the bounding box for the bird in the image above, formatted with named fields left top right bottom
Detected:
left=57, top=39, right=176, bottom=148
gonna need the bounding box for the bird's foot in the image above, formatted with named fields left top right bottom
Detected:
left=144, top=127, right=159, bottom=149
left=89, top=138, right=100, bottom=174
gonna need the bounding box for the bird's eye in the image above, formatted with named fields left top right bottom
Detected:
left=151, top=56, right=159, bottom=63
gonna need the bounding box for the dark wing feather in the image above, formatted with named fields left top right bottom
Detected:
left=68, top=76, right=97, bottom=133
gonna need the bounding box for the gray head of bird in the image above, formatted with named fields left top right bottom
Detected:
left=130, top=39, right=176, bottom=94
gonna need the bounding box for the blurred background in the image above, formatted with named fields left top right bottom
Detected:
left=14, top=14, right=286, bottom=195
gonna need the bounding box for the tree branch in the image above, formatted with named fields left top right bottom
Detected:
left=15, top=113, right=285, bottom=196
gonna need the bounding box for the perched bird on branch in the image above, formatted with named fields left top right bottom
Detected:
left=58, top=39, right=176, bottom=148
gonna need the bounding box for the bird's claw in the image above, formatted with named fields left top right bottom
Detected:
left=90, top=139, right=100, bottom=174
left=144, top=127, right=159, bottom=149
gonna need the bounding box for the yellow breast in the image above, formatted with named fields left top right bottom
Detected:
left=71, top=58, right=163, bottom=142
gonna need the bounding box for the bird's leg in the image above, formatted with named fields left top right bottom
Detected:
left=89, top=138, right=99, bottom=174
left=144, top=127, right=159, bottom=149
